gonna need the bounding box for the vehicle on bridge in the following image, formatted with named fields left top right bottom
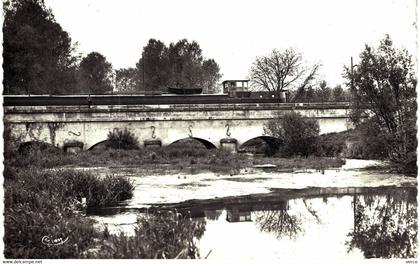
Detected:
left=3, top=80, right=292, bottom=106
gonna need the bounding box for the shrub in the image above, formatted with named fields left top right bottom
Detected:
left=4, top=197, right=99, bottom=258
left=265, top=112, right=320, bottom=157
left=12, top=143, right=70, bottom=168
left=106, top=128, right=139, bottom=150
left=315, top=130, right=355, bottom=157
left=3, top=168, right=134, bottom=258
left=338, top=120, right=389, bottom=160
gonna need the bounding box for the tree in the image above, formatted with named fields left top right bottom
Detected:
left=344, top=35, right=417, bottom=173
left=202, top=59, right=222, bottom=93
left=78, top=52, right=113, bottom=94
left=249, top=48, right=320, bottom=99
left=3, top=0, right=78, bottom=94
left=136, top=39, right=170, bottom=93
left=316, top=80, right=331, bottom=102
left=332, top=85, right=345, bottom=101
left=264, top=112, right=320, bottom=157
left=115, top=68, right=138, bottom=93
left=133, top=38, right=222, bottom=93
left=168, top=39, right=204, bottom=88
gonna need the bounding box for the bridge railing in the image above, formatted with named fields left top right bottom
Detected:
left=4, top=102, right=351, bottom=113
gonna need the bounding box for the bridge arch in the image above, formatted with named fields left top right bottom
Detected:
left=169, top=137, right=217, bottom=149
left=88, top=140, right=110, bottom=150
left=238, top=136, right=282, bottom=156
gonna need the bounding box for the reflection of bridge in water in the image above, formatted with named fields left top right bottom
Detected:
left=137, top=186, right=417, bottom=223
left=5, top=101, right=353, bottom=152
left=225, top=201, right=289, bottom=222
left=87, top=186, right=417, bottom=258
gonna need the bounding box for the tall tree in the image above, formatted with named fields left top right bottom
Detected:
left=344, top=35, right=417, bottom=172
left=3, top=0, right=78, bottom=94
left=168, top=39, right=204, bottom=88
left=202, top=59, right=222, bottom=93
left=316, top=80, right=331, bottom=102
left=115, top=68, right=138, bottom=93
left=136, top=39, right=170, bottom=93
left=332, top=85, right=345, bottom=101
left=133, top=38, right=222, bottom=93
left=78, top=52, right=113, bottom=94
left=249, top=48, right=319, bottom=98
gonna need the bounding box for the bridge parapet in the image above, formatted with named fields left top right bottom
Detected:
left=4, top=102, right=351, bottom=113
left=4, top=102, right=354, bottom=151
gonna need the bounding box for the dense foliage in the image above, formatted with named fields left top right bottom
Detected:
left=132, top=39, right=222, bottom=93
left=3, top=1, right=220, bottom=95
left=4, top=168, right=133, bottom=258
left=344, top=35, right=417, bottom=173
left=3, top=0, right=78, bottom=94
left=106, top=128, right=140, bottom=150
left=264, top=112, right=320, bottom=157
left=291, top=82, right=351, bottom=103
left=3, top=127, right=134, bottom=258
left=78, top=52, right=114, bottom=94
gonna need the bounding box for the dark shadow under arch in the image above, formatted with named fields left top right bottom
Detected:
left=88, top=140, right=109, bottom=150
left=169, top=137, right=217, bottom=149
left=238, top=136, right=282, bottom=156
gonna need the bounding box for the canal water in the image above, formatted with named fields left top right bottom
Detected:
left=84, top=160, right=417, bottom=260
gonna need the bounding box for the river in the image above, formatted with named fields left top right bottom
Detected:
left=82, top=159, right=417, bottom=260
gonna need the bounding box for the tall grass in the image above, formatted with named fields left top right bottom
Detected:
left=4, top=157, right=134, bottom=258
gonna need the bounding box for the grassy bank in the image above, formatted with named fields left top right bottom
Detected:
left=3, top=167, right=134, bottom=258
left=4, top=130, right=135, bottom=258
left=13, top=143, right=347, bottom=174
left=3, top=131, right=349, bottom=258
left=4, top=165, right=206, bottom=259
left=4, top=146, right=207, bottom=259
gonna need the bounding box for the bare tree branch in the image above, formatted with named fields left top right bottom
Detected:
left=250, top=48, right=320, bottom=98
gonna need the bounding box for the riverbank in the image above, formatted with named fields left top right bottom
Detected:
left=30, top=147, right=346, bottom=174
left=3, top=164, right=134, bottom=258
left=4, top=140, right=416, bottom=259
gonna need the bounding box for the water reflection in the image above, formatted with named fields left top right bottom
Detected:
left=107, top=210, right=207, bottom=259
left=204, top=209, right=223, bottom=220
left=90, top=187, right=417, bottom=259
left=253, top=199, right=322, bottom=239
left=346, top=189, right=417, bottom=258
left=254, top=209, right=303, bottom=239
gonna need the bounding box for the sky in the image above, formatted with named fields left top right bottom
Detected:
left=44, top=0, right=417, bottom=87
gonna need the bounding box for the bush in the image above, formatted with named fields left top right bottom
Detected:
left=265, top=112, right=320, bottom=157
left=12, top=143, right=70, bottom=168
left=341, top=120, right=388, bottom=160
left=4, top=168, right=134, bottom=258
left=106, top=128, right=140, bottom=150
left=4, top=197, right=98, bottom=258
left=315, top=130, right=357, bottom=157
left=316, top=132, right=346, bottom=157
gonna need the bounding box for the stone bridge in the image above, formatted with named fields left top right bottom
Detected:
left=4, top=102, right=353, bottom=152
